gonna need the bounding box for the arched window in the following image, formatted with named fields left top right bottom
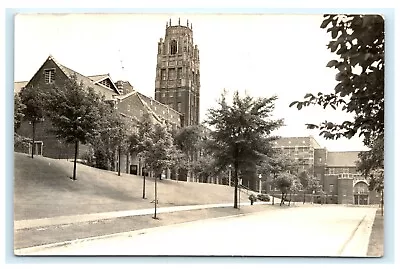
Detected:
left=170, top=40, right=177, bottom=55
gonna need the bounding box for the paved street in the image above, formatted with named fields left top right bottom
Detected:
left=16, top=205, right=376, bottom=257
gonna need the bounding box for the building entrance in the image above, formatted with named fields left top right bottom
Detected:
left=354, top=194, right=368, bottom=205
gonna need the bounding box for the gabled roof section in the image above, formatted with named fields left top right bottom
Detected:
left=136, top=92, right=182, bottom=126
left=87, top=74, right=109, bottom=82
left=47, top=55, right=121, bottom=99
left=87, top=74, right=120, bottom=94
left=14, top=81, right=28, bottom=93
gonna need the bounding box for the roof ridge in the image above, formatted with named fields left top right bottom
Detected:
left=87, top=73, right=109, bottom=77
left=114, top=90, right=137, bottom=100
left=136, top=93, right=163, bottom=123
left=136, top=92, right=181, bottom=115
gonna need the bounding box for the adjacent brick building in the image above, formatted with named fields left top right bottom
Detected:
left=14, top=55, right=182, bottom=176
left=262, top=136, right=381, bottom=205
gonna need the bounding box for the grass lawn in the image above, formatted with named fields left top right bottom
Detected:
left=14, top=152, right=249, bottom=220
left=367, top=208, right=384, bottom=257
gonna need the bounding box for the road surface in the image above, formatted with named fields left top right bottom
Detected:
left=16, top=205, right=377, bottom=257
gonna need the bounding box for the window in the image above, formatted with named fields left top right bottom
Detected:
left=177, top=67, right=182, bottom=78
left=329, top=184, right=334, bottom=193
left=170, top=40, right=177, bottom=54
left=178, top=91, right=182, bottom=97
left=170, top=91, right=174, bottom=97
left=169, top=69, right=176, bottom=80
left=177, top=102, right=182, bottom=112
left=161, top=69, right=167, bottom=80
left=162, top=92, right=166, bottom=97
left=44, top=69, right=55, bottom=84
left=100, top=79, right=111, bottom=88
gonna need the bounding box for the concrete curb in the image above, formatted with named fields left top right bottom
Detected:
left=339, top=208, right=377, bottom=256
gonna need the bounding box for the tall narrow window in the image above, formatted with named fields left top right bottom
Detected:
left=161, top=69, right=167, bottom=80
left=177, top=68, right=182, bottom=79
left=44, top=69, right=55, bottom=84
left=170, top=40, right=177, bottom=55
left=177, top=102, right=182, bottom=112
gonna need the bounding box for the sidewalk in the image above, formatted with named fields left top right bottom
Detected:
left=15, top=201, right=271, bottom=230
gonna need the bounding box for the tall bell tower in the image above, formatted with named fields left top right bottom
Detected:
left=154, top=18, right=200, bottom=127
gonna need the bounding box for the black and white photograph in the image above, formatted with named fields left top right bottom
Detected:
left=13, top=13, right=384, bottom=257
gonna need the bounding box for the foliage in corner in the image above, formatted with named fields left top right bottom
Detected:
left=289, top=15, right=384, bottom=144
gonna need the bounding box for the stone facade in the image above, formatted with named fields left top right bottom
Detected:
left=154, top=19, right=200, bottom=127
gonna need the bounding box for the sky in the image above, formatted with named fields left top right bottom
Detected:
left=14, top=13, right=369, bottom=151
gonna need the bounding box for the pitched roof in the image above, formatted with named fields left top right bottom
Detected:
left=87, top=74, right=109, bottom=82
left=136, top=92, right=182, bottom=126
left=326, top=151, right=361, bottom=167
left=14, top=81, right=28, bottom=93
left=48, top=56, right=120, bottom=100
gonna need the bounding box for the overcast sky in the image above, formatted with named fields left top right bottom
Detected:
left=14, top=13, right=369, bottom=151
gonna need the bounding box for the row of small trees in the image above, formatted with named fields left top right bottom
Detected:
left=15, top=72, right=325, bottom=210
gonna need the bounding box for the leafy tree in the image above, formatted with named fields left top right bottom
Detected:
left=14, top=93, right=30, bottom=151
left=14, top=93, right=26, bottom=132
left=91, top=102, right=127, bottom=175
left=289, top=178, right=303, bottom=206
left=205, top=90, right=284, bottom=208
left=168, top=145, right=187, bottom=181
left=298, top=171, right=314, bottom=204
left=141, top=123, right=175, bottom=218
left=289, top=15, right=384, bottom=144
left=46, top=76, right=104, bottom=180
left=273, top=172, right=296, bottom=206
left=174, top=125, right=204, bottom=181
left=128, top=112, right=155, bottom=198
left=357, top=135, right=384, bottom=213
left=357, top=135, right=384, bottom=189
left=308, top=176, right=323, bottom=204
left=259, top=151, right=296, bottom=205
left=19, top=85, right=47, bottom=158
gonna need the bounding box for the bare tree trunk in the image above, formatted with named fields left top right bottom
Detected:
left=234, top=145, right=239, bottom=209
left=142, top=165, right=146, bottom=199
left=153, top=174, right=159, bottom=219
left=72, top=140, right=79, bottom=180
left=31, top=121, right=36, bottom=158
left=303, top=192, right=306, bottom=204
left=117, top=145, right=121, bottom=176
left=280, top=192, right=284, bottom=206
